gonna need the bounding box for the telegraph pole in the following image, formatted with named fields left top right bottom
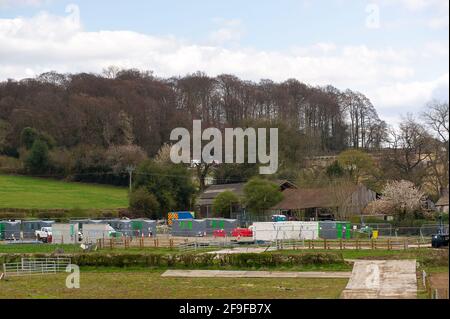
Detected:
left=126, top=165, right=135, bottom=193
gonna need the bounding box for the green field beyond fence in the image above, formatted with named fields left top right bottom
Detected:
left=0, top=175, right=128, bottom=210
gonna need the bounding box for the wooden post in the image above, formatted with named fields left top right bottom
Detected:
left=308, top=240, right=311, bottom=250
left=109, top=238, right=113, bottom=249
left=312, top=241, right=315, bottom=250
left=340, top=239, right=343, bottom=250
left=371, top=239, right=374, bottom=250
left=140, top=237, right=144, bottom=248
left=387, top=239, right=391, bottom=250
left=324, top=239, right=327, bottom=250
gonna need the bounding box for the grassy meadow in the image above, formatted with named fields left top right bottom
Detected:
left=0, top=174, right=128, bottom=210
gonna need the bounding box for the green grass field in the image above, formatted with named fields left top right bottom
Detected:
left=0, top=174, right=128, bottom=210
left=0, top=270, right=347, bottom=299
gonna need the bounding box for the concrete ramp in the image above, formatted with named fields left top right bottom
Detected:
left=341, top=260, right=417, bottom=299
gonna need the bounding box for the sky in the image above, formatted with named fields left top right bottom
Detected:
left=0, top=0, right=448, bottom=126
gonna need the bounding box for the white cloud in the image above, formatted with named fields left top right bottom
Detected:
left=208, top=18, right=244, bottom=45
left=372, top=72, right=449, bottom=109
left=0, top=0, right=51, bottom=8
left=385, top=0, right=448, bottom=11
left=0, top=5, right=447, bottom=126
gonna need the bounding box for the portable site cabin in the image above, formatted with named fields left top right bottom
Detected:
left=204, top=218, right=238, bottom=236
left=69, top=219, right=91, bottom=231
left=52, top=223, right=79, bottom=244
left=0, top=221, right=21, bottom=240
left=130, top=219, right=157, bottom=237
left=319, top=221, right=352, bottom=240
left=82, top=223, right=113, bottom=243
left=21, top=220, right=54, bottom=239
left=168, top=211, right=195, bottom=226
left=21, top=220, right=41, bottom=239
left=107, top=220, right=132, bottom=236
left=251, top=221, right=320, bottom=242
left=171, top=219, right=206, bottom=237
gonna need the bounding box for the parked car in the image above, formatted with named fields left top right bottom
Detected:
left=213, top=229, right=227, bottom=238
left=432, top=234, right=449, bottom=248
left=231, top=228, right=253, bottom=237
left=35, top=227, right=52, bottom=243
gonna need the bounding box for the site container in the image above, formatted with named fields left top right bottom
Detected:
left=251, top=221, right=319, bottom=241
left=0, top=221, right=21, bottom=240
left=168, top=211, right=195, bottom=226
left=171, top=219, right=206, bottom=237
left=204, top=218, right=238, bottom=236
left=319, top=221, right=352, bottom=240
left=52, top=223, right=79, bottom=244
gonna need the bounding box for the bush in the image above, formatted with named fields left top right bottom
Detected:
left=129, top=188, right=160, bottom=219
left=212, top=191, right=239, bottom=218
left=24, top=139, right=50, bottom=174
left=0, top=252, right=346, bottom=269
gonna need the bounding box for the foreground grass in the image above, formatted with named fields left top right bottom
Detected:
left=0, top=174, right=128, bottom=209
left=0, top=270, right=347, bottom=299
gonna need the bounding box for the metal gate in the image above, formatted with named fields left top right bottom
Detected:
left=2, top=258, right=71, bottom=279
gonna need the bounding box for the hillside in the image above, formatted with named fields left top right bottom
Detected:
left=0, top=174, right=128, bottom=210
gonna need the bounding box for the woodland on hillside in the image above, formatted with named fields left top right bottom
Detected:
left=0, top=69, right=448, bottom=211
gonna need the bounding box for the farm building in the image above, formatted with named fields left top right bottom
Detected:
left=319, top=221, right=352, bottom=240
left=251, top=221, right=319, bottom=241
left=171, top=219, right=206, bottom=237
left=0, top=221, right=21, bottom=240
left=196, top=180, right=297, bottom=218
left=271, top=184, right=377, bottom=221
left=204, top=218, right=238, bottom=236
left=436, top=188, right=449, bottom=213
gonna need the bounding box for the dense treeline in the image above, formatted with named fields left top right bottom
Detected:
left=0, top=69, right=386, bottom=160
left=0, top=69, right=448, bottom=219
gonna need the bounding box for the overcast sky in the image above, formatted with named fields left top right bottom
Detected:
left=0, top=0, right=448, bottom=125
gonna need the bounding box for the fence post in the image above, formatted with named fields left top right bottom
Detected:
left=387, top=239, right=391, bottom=250
left=356, top=239, right=359, bottom=250
left=324, top=239, right=327, bottom=250
left=308, top=240, right=311, bottom=250
left=109, top=238, right=113, bottom=249
left=404, top=240, right=407, bottom=250
left=340, top=239, right=343, bottom=250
